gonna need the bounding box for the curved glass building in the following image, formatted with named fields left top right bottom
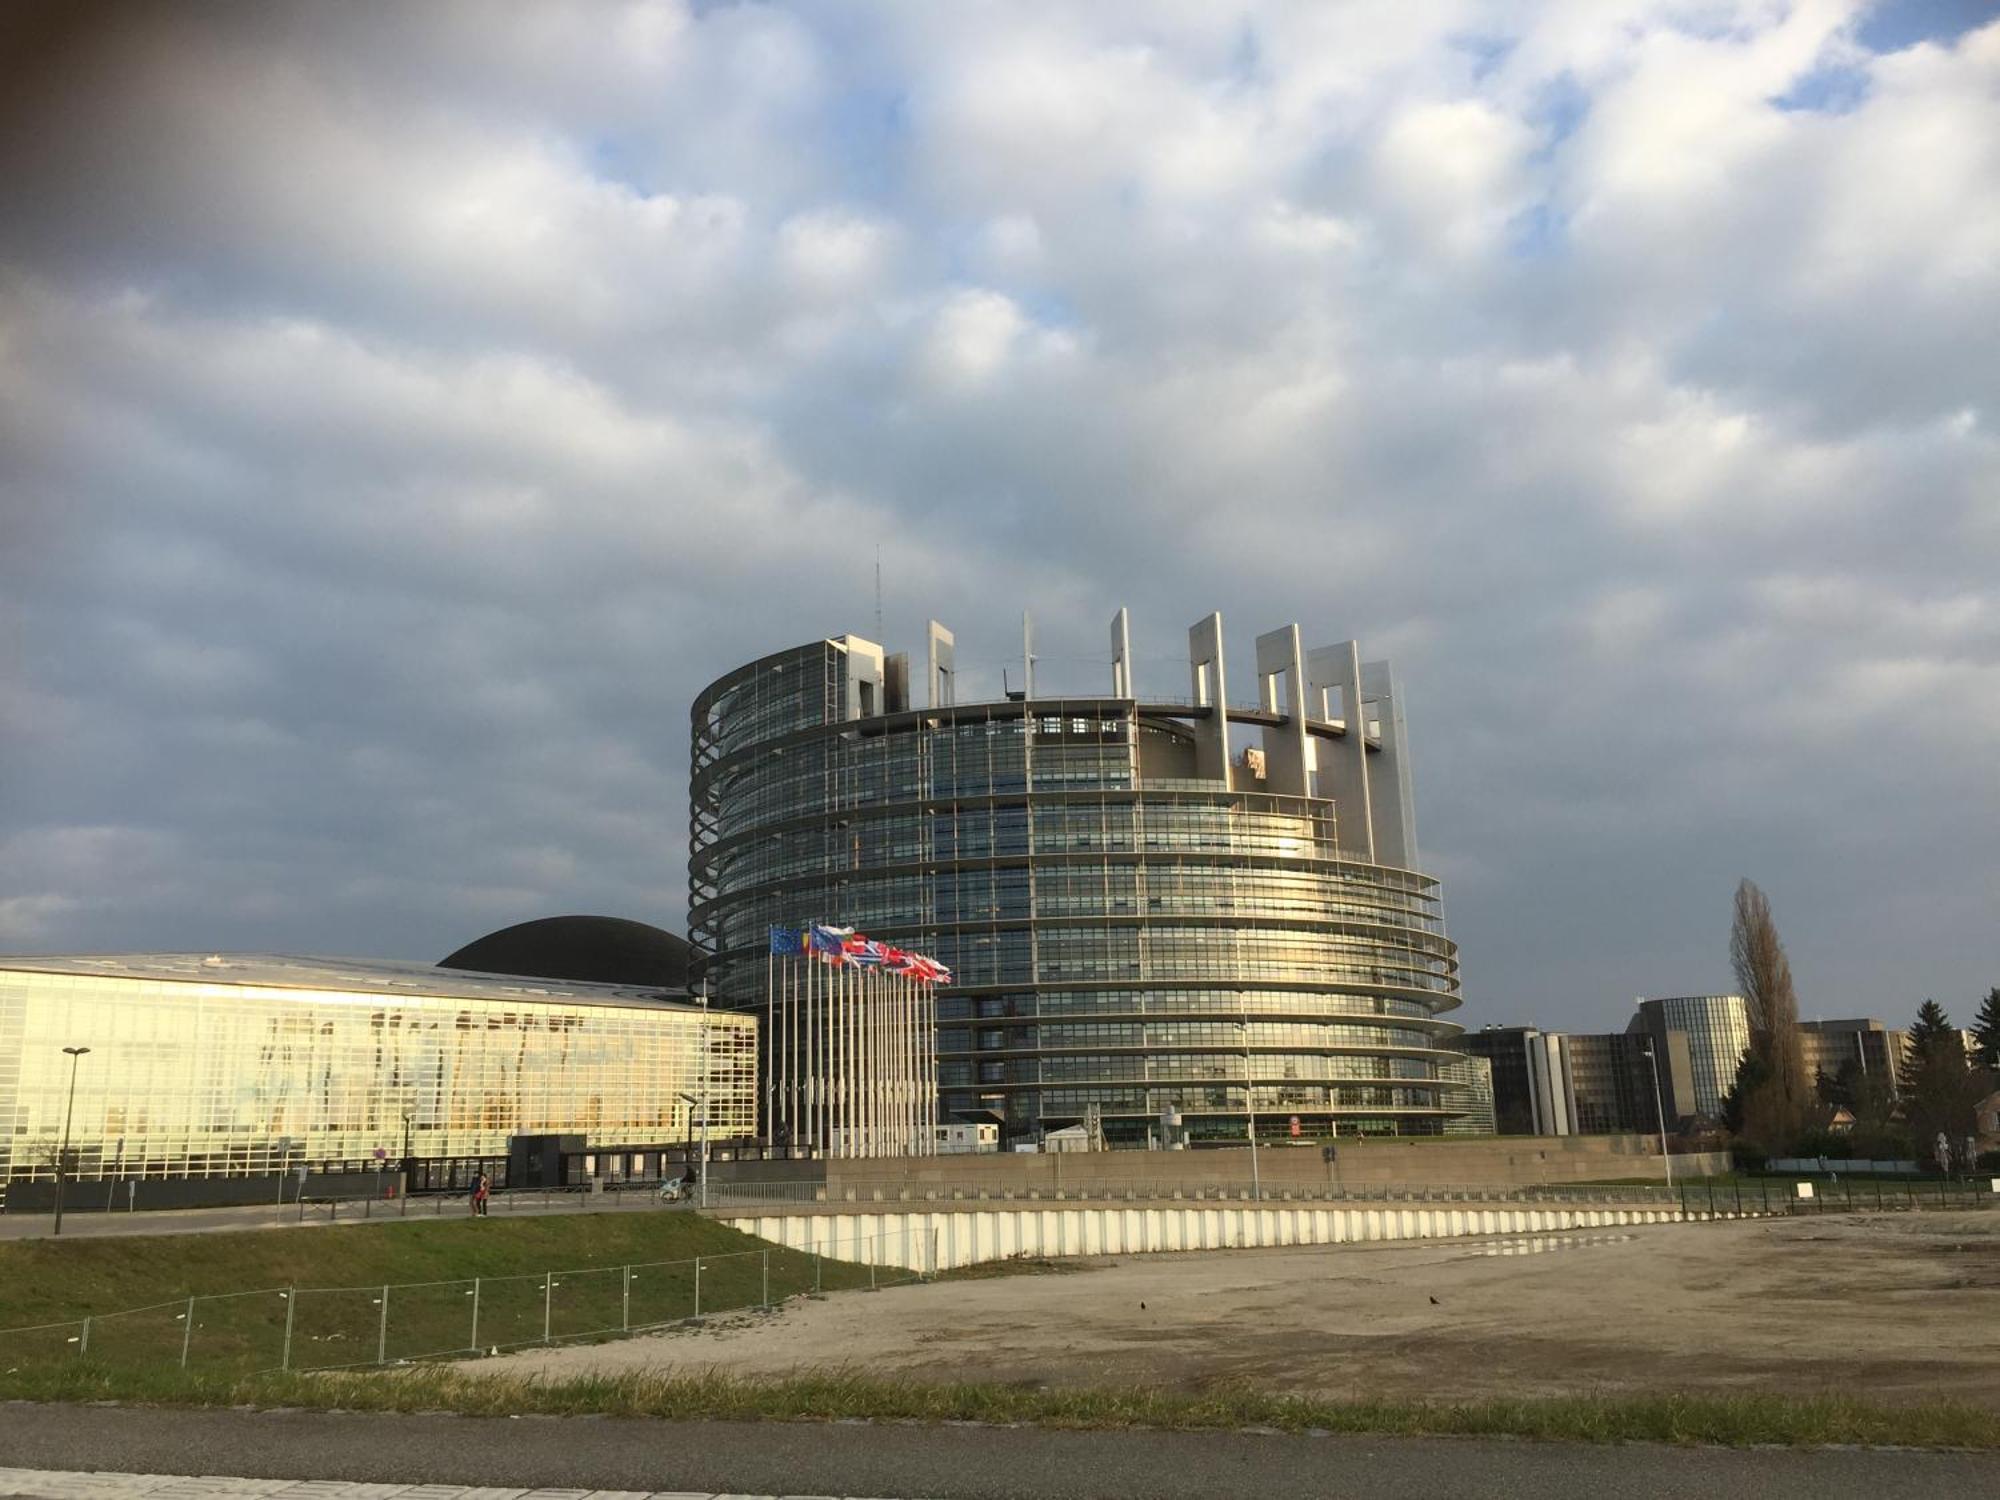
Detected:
left=690, top=611, right=1465, bottom=1146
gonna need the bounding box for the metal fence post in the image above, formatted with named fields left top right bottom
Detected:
left=693, top=1257, right=701, bottom=1319
left=179, top=1296, right=195, bottom=1369
left=869, top=1257, right=877, bottom=1292
left=79, top=1316, right=91, bottom=1357
left=543, top=1272, right=552, bottom=1343
left=470, top=1278, right=482, bottom=1352
left=761, top=1250, right=769, bottom=1310
left=377, top=1285, right=390, bottom=1365
left=1734, top=1181, right=1742, bottom=1216
left=814, top=1251, right=822, bottom=1294
left=622, top=1265, right=631, bottom=1332
left=281, top=1289, right=296, bottom=1371
left=931, top=1228, right=940, bottom=1279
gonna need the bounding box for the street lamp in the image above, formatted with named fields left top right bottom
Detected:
left=676, top=1087, right=710, bottom=1212
left=53, top=1046, right=91, bottom=1237
left=1637, top=1031, right=1674, bottom=1190
left=1235, top=997, right=1260, bottom=1203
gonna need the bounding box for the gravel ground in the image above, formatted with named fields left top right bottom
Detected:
left=478, top=1210, right=2000, bottom=1403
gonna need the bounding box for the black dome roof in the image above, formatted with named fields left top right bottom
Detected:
left=440, top=915, right=694, bottom=991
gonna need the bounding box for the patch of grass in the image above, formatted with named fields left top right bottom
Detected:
left=0, top=1214, right=876, bottom=1374
left=0, top=1366, right=1993, bottom=1450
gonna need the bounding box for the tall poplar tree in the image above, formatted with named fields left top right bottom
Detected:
left=1729, top=879, right=1810, bottom=1154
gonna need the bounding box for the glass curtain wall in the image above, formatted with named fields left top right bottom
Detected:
left=692, top=643, right=1463, bottom=1144
left=0, top=966, right=756, bottom=1189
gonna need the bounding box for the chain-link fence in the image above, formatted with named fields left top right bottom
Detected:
left=0, top=1231, right=934, bottom=1380
left=706, top=1178, right=1700, bottom=1209
left=705, top=1175, right=2000, bottom=1213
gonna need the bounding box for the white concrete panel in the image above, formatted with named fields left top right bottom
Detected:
left=926, top=620, right=955, bottom=708
left=1361, top=659, right=1419, bottom=868
left=1187, top=614, right=1230, bottom=784
left=722, top=1196, right=1760, bottom=1275
left=1305, top=640, right=1374, bottom=858
left=1254, top=625, right=1310, bottom=796
left=1110, top=609, right=1133, bottom=698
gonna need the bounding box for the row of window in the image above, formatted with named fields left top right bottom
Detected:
left=939, top=988, right=1442, bottom=1024
left=936, top=1018, right=1440, bottom=1052
left=943, top=1052, right=1439, bottom=1085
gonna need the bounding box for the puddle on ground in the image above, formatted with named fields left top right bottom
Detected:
left=1468, top=1232, right=1637, bottom=1257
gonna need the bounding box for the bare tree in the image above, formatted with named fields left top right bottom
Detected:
left=1730, top=879, right=1811, bottom=1154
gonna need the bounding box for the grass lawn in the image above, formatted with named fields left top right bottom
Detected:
left=1, top=1366, right=1994, bottom=1450
left=0, top=1212, right=876, bottom=1374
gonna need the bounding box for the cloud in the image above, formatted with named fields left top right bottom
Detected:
left=1, top=0, right=1996, bottom=1027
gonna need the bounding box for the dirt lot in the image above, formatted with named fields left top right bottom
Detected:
left=481, top=1211, right=2000, bottom=1404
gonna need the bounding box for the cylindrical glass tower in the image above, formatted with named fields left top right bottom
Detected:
left=690, top=617, right=1464, bottom=1146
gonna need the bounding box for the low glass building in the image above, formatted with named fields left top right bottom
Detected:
left=0, top=953, right=756, bottom=1204
left=690, top=609, right=1467, bottom=1145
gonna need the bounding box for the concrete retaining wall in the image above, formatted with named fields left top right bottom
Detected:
left=723, top=1200, right=1742, bottom=1273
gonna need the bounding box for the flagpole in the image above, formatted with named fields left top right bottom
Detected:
left=898, top=968, right=911, bottom=1154
left=765, top=937, right=774, bottom=1151
left=809, top=938, right=821, bottom=1153
left=872, top=965, right=882, bottom=1157
left=776, top=944, right=784, bottom=1160
left=864, top=964, right=876, bottom=1156
left=789, top=942, right=799, bottom=1151
left=830, top=942, right=843, bottom=1158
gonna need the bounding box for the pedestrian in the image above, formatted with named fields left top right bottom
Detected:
left=472, top=1173, right=490, bottom=1217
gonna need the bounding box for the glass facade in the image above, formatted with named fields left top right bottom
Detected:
left=1437, top=1055, right=1496, bottom=1136
left=1636, top=994, right=1749, bottom=1119
left=0, top=955, right=756, bottom=1196
left=691, top=637, right=1464, bottom=1144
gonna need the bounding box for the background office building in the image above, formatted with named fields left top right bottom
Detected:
left=1628, top=995, right=1749, bottom=1119
left=690, top=609, right=1467, bottom=1146
left=1798, top=1017, right=1908, bottom=1098
left=1459, top=1023, right=1691, bottom=1137
left=0, top=951, right=755, bottom=1208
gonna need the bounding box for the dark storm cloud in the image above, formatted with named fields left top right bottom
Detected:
left=2, top=0, right=1995, bottom=1030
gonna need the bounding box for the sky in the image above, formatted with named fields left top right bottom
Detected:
left=1, top=0, right=1995, bottom=1034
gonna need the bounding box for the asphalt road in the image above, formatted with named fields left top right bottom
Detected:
left=1, top=1404, right=1994, bottom=1500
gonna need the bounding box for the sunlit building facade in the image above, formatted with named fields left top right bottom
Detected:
left=1629, top=994, right=1750, bottom=1119
left=0, top=953, right=756, bottom=1201
left=690, top=610, right=1466, bottom=1146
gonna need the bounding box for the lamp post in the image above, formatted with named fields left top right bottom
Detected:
left=1235, top=997, right=1260, bottom=1203
left=1638, top=1032, right=1673, bottom=1189
left=677, top=1088, right=710, bottom=1212
left=53, top=1046, right=91, bottom=1236
left=696, top=983, right=711, bottom=1208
